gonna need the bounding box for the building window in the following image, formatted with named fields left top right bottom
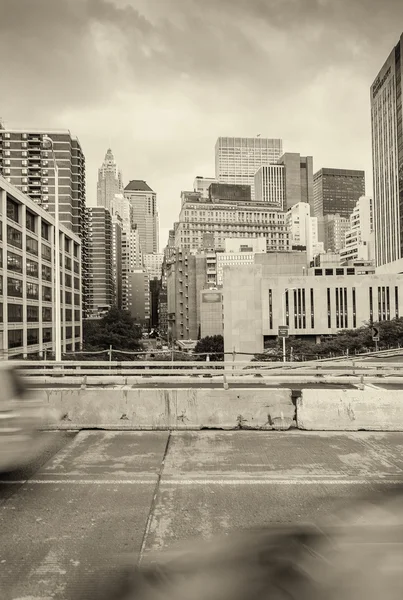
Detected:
left=8, top=329, right=23, bottom=350
left=66, top=326, right=73, bottom=339
left=42, top=243, right=51, bottom=262
left=26, top=211, right=36, bottom=233
left=74, top=309, right=80, bottom=321
left=27, top=282, right=39, bottom=300
left=65, top=238, right=70, bottom=254
left=41, top=221, right=50, bottom=240
left=42, top=264, right=52, bottom=282
left=344, top=287, right=348, bottom=328
left=42, top=306, right=52, bottom=321
left=26, top=236, right=38, bottom=256
left=65, top=274, right=72, bottom=288
left=75, top=326, right=81, bottom=338
left=66, top=308, right=72, bottom=322
left=74, top=243, right=79, bottom=258
left=74, top=277, right=80, bottom=290
left=7, top=277, right=23, bottom=298
left=302, top=289, right=306, bottom=329
left=73, top=261, right=79, bottom=274
left=27, top=329, right=39, bottom=346
left=26, top=258, right=38, bottom=278
left=74, top=293, right=80, bottom=305
left=65, top=291, right=72, bottom=305
left=327, top=288, right=331, bottom=328
left=369, top=287, right=373, bottom=323
left=7, top=251, right=23, bottom=273
left=7, top=225, right=22, bottom=249
left=65, top=256, right=72, bottom=271
left=395, top=286, right=399, bottom=319
left=42, top=286, right=52, bottom=302
left=6, top=197, right=20, bottom=223
left=7, top=304, right=23, bottom=322
left=0, top=304, right=3, bottom=323
left=335, top=288, right=340, bottom=329
left=27, top=305, right=39, bottom=322
left=310, top=288, right=314, bottom=329
left=285, top=290, right=289, bottom=327
left=43, top=328, right=52, bottom=342
left=352, top=287, right=356, bottom=328
left=386, top=287, right=390, bottom=320
left=268, top=289, right=273, bottom=329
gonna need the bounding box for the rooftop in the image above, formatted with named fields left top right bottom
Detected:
left=125, top=180, right=154, bottom=192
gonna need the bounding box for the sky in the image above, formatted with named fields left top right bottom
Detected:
left=1, top=0, right=403, bottom=249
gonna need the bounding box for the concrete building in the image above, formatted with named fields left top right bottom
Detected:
left=313, top=168, right=366, bottom=218
left=223, top=265, right=403, bottom=356
left=340, top=196, right=374, bottom=265
left=144, top=252, right=164, bottom=281
left=174, top=192, right=290, bottom=253
left=0, top=177, right=82, bottom=357
left=318, top=213, right=350, bottom=253
left=371, top=33, right=403, bottom=268
left=193, top=176, right=217, bottom=199
left=215, top=137, right=283, bottom=199
left=111, top=212, right=123, bottom=309
left=87, top=207, right=114, bottom=317
left=200, top=289, right=223, bottom=338
left=158, top=287, right=168, bottom=337
left=0, top=123, right=89, bottom=317
left=216, top=237, right=267, bottom=286
left=254, top=165, right=285, bottom=208
left=128, top=270, right=150, bottom=327
left=286, top=202, right=323, bottom=262
left=96, top=148, right=123, bottom=212
left=124, top=180, right=159, bottom=254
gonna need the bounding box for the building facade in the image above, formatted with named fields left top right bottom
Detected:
left=254, top=165, right=285, bottom=208
left=215, top=137, right=283, bottom=199
left=124, top=180, right=159, bottom=254
left=87, top=207, right=114, bottom=317
left=340, top=196, right=374, bottom=265
left=277, top=153, right=313, bottom=210
left=97, top=148, right=123, bottom=212
left=193, top=176, right=217, bottom=199
left=286, top=202, right=323, bottom=262
left=0, top=177, right=82, bottom=357
left=143, top=252, right=164, bottom=281
left=111, top=212, right=123, bottom=309
left=317, top=213, right=350, bottom=253
left=208, top=183, right=251, bottom=203
left=313, top=168, right=366, bottom=218
left=223, top=265, right=403, bottom=356
left=200, top=289, right=223, bottom=338
left=128, top=270, right=150, bottom=327
left=174, top=193, right=290, bottom=253
left=216, top=237, right=267, bottom=286
left=371, top=33, right=403, bottom=267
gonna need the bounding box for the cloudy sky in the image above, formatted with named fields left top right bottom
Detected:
left=1, top=0, right=402, bottom=247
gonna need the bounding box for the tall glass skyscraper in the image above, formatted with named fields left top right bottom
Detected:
left=371, top=33, right=403, bottom=267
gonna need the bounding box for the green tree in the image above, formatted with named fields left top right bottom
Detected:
left=83, top=308, right=143, bottom=351
left=194, top=335, right=224, bottom=361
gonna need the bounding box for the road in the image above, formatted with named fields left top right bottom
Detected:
left=1, top=430, right=403, bottom=599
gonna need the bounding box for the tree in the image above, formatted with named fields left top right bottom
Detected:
left=83, top=307, right=143, bottom=351
left=194, top=335, right=224, bottom=361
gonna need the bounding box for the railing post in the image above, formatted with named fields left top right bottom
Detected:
left=109, top=345, right=112, bottom=369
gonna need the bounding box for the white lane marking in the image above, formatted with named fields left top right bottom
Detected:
left=0, top=478, right=402, bottom=485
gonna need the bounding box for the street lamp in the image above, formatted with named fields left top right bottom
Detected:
left=42, top=135, right=61, bottom=362
left=281, top=288, right=296, bottom=363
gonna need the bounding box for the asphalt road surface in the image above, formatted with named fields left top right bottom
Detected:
left=1, top=430, right=403, bottom=599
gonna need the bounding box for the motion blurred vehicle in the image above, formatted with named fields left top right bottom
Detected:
left=0, top=361, right=50, bottom=472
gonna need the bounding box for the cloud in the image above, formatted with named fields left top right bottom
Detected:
left=0, top=0, right=402, bottom=247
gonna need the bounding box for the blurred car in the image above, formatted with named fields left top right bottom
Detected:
left=0, top=361, right=50, bottom=473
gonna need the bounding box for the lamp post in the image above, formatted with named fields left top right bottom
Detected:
left=281, top=288, right=296, bottom=363
left=42, top=135, right=61, bottom=362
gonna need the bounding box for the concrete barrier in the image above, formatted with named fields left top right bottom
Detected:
left=37, top=387, right=294, bottom=431
left=297, top=388, right=403, bottom=431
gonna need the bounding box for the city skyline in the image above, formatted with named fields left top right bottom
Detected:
left=1, top=1, right=402, bottom=248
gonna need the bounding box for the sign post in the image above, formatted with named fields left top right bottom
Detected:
left=372, top=326, right=380, bottom=352
left=278, top=326, right=289, bottom=363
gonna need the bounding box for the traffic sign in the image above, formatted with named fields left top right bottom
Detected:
left=278, top=326, right=289, bottom=338
left=372, top=326, right=380, bottom=342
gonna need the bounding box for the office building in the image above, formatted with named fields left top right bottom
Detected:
left=174, top=192, right=290, bottom=253
left=150, top=278, right=161, bottom=329
left=97, top=148, right=123, bottom=211
left=215, top=137, right=283, bottom=199
left=340, top=196, right=374, bottom=265
left=277, top=153, right=313, bottom=210
left=216, top=237, right=266, bottom=286
left=158, top=287, right=168, bottom=337
left=208, top=183, right=251, bottom=203
left=111, top=212, right=123, bottom=309
left=223, top=265, right=403, bottom=357
left=254, top=165, right=285, bottom=208
left=87, top=207, right=114, bottom=317
left=313, top=168, right=366, bottom=218
left=318, top=213, right=350, bottom=253
left=124, top=180, right=159, bottom=254
left=200, top=289, right=223, bottom=338
left=194, top=176, right=217, bottom=199
left=128, top=270, right=150, bottom=327
left=0, top=177, right=82, bottom=357
left=144, top=252, right=164, bottom=281
left=371, top=33, right=403, bottom=268
left=286, top=202, right=323, bottom=262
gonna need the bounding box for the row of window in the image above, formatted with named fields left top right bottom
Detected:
left=5, top=326, right=80, bottom=350
left=1, top=304, right=81, bottom=323
left=0, top=276, right=81, bottom=304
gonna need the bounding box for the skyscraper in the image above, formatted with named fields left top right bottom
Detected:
left=215, top=137, right=283, bottom=199
left=97, top=148, right=123, bottom=211
left=277, top=153, right=313, bottom=210
left=371, top=33, right=403, bottom=267
left=313, top=168, right=366, bottom=219
left=124, top=180, right=159, bottom=254
left=87, top=207, right=114, bottom=316
left=0, top=122, right=89, bottom=316
left=340, top=196, right=374, bottom=264
left=286, top=202, right=323, bottom=262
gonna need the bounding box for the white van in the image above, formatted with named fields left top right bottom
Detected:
left=0, top=362, right=49, bottom=472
